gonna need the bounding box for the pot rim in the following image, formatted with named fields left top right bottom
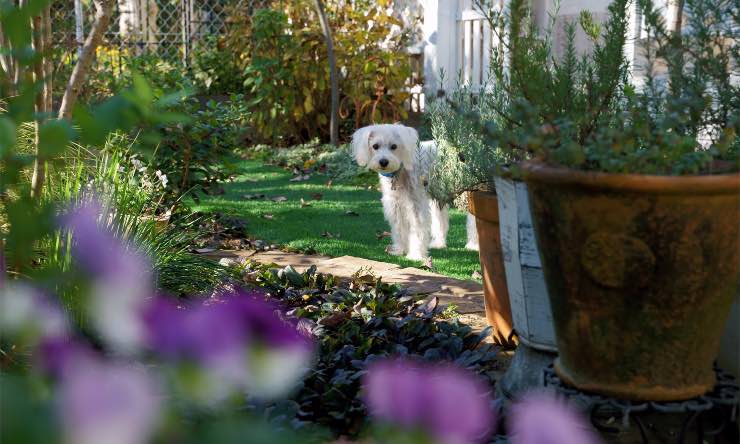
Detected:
left=522, top=161, right=740, bottom=194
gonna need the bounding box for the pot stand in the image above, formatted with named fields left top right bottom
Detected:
left=496, top=335, right=557, bottom=402
left=543, top=365, right=740, bottom=444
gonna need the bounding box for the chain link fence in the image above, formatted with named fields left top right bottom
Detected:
left=51, top=0, right=270, bottom=65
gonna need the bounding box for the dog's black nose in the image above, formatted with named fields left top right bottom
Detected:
left=379, top=158, right=389, bottom=168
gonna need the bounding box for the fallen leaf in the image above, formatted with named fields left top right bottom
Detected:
left=326, top=180, right=333, bottom=188
left=243, top=194, right=265, bottom=200
left=262, top=213, right=274, bottom=220
left=300, top=198, right=312, bottom=208
left=376, top=231, right=392, bottom=240
left=344, top=210, right=359, bottom=216
left=317, top=311, right=351, bottom=327
left=415, top=296, right=439, bottom=317
left=471, top=270, right=483, bottom=280
left=422, top=257, right=437, bottom=272
left=311, top=193, right=323, bottom=200
left=290, top=174, right=311, bottom=182
left=271, top=195, right=288, bottom=202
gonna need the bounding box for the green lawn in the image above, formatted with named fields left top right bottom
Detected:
left=191, top=160, right=480, bottom=280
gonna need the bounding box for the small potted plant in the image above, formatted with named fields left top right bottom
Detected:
left=428, top=87, right=522, bottom=349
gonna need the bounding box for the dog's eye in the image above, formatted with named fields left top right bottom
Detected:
left=372, top=144, right=379, bottom=150
left=390, top=144, right=397, bottom=150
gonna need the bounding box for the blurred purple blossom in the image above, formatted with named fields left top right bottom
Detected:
left=38, top=337, right=96, bottom=378
left=60, top=356, right=160, bottom=444
left=0, top=283, right=69, bottom=339
left=61, top=201, right=152, bottom=352
left=364, top=358, right=495, bottom=444
left=508, top=392, right=602, bottom=444
left=142, top=290, right=314, bottom=402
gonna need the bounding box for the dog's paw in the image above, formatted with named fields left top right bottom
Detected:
left=430, top=239, right=447, bottom=249
left=385, top=245, right=404, bottom=256
left=405, top=251, right=427, bottom=261
left=465, top=241, right=480, bottom=251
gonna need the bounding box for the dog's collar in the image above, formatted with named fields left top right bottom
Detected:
left=379, top=164, right=403, bottom=178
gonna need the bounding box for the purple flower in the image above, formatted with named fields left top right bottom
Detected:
left=0, top=283, right=69, bottom=339
left=142, top=290, right=314, bottom=402
left=364, top=358, right=496, bottom=444
left=508, top=392, right=602, bottom=444
left=61, top=203, right=144, bottom=278
left=59, top=357, right=160, bottom=444
left=142, top=296, right=248, bottom=363
left=61, top=201, right=152, bottom=352
left=38, top=337, right=96, bottom=378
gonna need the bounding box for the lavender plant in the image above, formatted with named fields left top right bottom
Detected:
left=429, top=0, right=738, bottom=205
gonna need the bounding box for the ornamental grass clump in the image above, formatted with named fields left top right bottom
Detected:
left=429, top=0, right=738, bottom=205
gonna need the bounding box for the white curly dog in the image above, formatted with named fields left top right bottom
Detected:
left=351, top=123, right=479, bottom=261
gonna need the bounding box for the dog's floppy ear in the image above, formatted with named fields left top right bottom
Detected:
left=351, top=126, right=373, bottom=167
left=396, top=125, right=419, bottom=171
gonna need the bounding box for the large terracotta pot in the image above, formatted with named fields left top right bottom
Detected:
left=468, top=191, right=516, bottom=348
left=523, top=161, right=740, bottom=401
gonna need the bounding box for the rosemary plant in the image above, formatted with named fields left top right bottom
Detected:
left=428, top=0, right=738, bottom=206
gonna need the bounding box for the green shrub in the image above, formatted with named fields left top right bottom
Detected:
left=151, top=96, right=249, bottom=204
left=54, top=48, right=194, bottom=105
left=191, top=35, right=245, bottom=95
left=429, top=0, right=739, bottom=206
left=223, top=1, right=413, bottom=144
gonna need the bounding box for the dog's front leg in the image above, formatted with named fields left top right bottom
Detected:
left=406, top=199, right=430, bottom=261
left=383, top=196, right=407, bottom=256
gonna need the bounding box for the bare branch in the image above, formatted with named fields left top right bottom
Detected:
left=58, top=0, right=116, bottom=120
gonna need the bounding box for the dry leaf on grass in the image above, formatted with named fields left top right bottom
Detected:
left=321, top=231, right=340, bottom=239
left=326, top=180, right=333, bottom=188
left=300, top=198, right=312, bottom=208
left=421, top=257, right=437, bottom=272
left=262, top=213, right=274, bottom=220
left=375, top=231, right=392, bottom=240
left=270, top=196, right=288, bottom=202
left=290, top=174, right=311, bottom=182
left=471, top=270, right=483, bottom=280
left=243, top=194, right=265, bottom=200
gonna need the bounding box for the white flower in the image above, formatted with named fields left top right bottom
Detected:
left=155, top=170, right=168, bottom=189
left=131, top=158, right=146, bottom=173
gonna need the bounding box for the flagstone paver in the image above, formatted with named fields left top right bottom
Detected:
left=205, top=249, right=489, bottom=334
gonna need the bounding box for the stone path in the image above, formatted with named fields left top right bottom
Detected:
left=206, top=249, right=490, bottom=335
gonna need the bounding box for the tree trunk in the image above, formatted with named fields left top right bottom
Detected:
left=313, top=0, right=339, bottom=146
left=30, top=7, right=51, bottom=199
left=58, top=0, right=116, bottom=120
left=672, top=0, right=685, bottom=34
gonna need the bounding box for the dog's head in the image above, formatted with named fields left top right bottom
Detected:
left=351, top=124, right=418, bottom=175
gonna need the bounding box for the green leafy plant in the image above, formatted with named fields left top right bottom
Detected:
left=151, top=96, right=248, bottom=203
left=223, top=1, right=413, bottom=144
left=429, top=0, right=739, bottom=205
left=238, top=261, right=500, bottom=437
